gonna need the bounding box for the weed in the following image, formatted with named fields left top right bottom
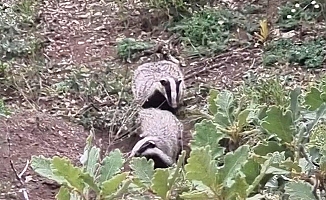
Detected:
left=117, top=38, right=155, bottom=62
left=277, top=0, right=323, bottom=30
left=241, top=75, right=289, bottom=106
left=0, top=98, right=10, bottom=117
left=169, top=8, right=239, bottom=56
left=263, top=39, right=326, bottom=68
left=0, top=3, right=41, bottom=59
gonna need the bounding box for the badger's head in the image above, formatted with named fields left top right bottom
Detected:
left=158, top=77, right=183, bottom=109
left=128, top=136, right=173, bottom=168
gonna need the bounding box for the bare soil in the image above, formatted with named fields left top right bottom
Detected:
left=0, top=0, right=325, bottom=199
left=0, top=110, right=88, bottom=199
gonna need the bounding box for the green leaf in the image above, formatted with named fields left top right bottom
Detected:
left=253, top=141, right=286, bottom=156
left=242, top=158, right=260, bottom=185
left=51, top=156, right=85, bottom=192
left=100, top=172, right=128, bottom=197
left=213, top=90, right=235, bottom=127
left=223, top=174, right=249, bottom=199
left=168, top=150, right=186, bottom=187
left=85, top=146, right=100, bottom=177
left=237, top=109, right=250, bottom=129
left=289, top=87, right=301, bottom=120
left=208, top=89, right=218, bottom=115
left=98, top=149, right=124, bottom=184
left=305, top=87, right=324, bottom=111
left=31, top=155, right=65, bottom=184
left=284, top=182, right=317, bottom=200
left=179, top=191, right=211, bottom=200
left=185, top=146, right=217, bottom=187
left=320, top=155, right=326, bottom=172
left=191, top=120, right=224, bottom=159
left=261, top=106, right=294, bottom=143
left=129, top=157, right=154, bottom=188
left=151, top=169, right=169, bottom=200
left=55, top=186, right=70, bottom=200
left=246, top=155, right=274, bottom=196
left=80, top=173, right=100, bottom=194
left=218, top=145, right=250, bottom=187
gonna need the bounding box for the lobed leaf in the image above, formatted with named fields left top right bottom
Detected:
left=129, top=157, right=154, bottom=188
left=253, top=141, right=287, bottom=156
left=100, top=172, right=128, bottom=197
left=151, top=169, right=170, bottom=200
left=208, top=89, right=218, bottom=115
left=304, top=87, right=325, bottom=111
left=223, top=174, right=249, bottom=199
left=98, top=149, right=124, bottom=184
left=218, top=145, right=250, bottom=187
left=51, top=156, right=85, bottom=192
left=191, top=119, right=224, bottom=159
left=55, top=186, right=70, bottom=200
left=180, top=191, right=211, bottom=200
left=185, top=146, right=218, bottom=188
left=284, top=181, right=317, bottom=200
left=261, top=106, right=294, bottom=143
left=30, top=155, right=65, bottom=184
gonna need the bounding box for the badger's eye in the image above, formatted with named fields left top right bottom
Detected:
left=160, top=79, right=168, bottom=86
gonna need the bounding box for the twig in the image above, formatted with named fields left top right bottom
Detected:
left=6, top=126, right=30, bottom=200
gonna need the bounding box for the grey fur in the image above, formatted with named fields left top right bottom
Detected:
left=131, top=60, right=185, bottom=110
left=129, top=108, right=183, bottom=167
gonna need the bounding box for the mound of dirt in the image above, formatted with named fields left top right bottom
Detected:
left=0, top=110, right=88, bottom=199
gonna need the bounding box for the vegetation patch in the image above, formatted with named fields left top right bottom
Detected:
left=0, top=2, right=41, bottom=60
left=31, top=81, right=326, bottom=199
left=277, top=0, right=323, bottom=30
left=169, top=8, right=241, bottom=56
left=263, top=38, right=326, bottom=68
left=117, top=38, right=155, bottom=62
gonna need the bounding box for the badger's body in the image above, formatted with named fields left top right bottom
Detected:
left=131, top=60, right=185, bottom=114
left=129, top=108, right=183, bottom=168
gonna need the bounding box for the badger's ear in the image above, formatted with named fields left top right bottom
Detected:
left=177, top=79, right=182, bottom=85
left=160, top=79, right=168, bottom=86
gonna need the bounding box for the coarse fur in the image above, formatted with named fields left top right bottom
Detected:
left=129, top=108, right=183, bottom=168
left=132, top=60, right=185, bottom=114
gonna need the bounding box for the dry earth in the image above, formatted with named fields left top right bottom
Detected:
left=0, top=0, right=325, bottom=199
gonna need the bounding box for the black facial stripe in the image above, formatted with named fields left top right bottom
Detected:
left=137, top=141, right=156, bottom=155
left=164, top=80, right=172, bottom=105
left=176, top=79, right=182, bottom=101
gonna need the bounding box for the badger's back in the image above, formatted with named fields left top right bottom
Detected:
left=131, top=60, right=185, bottom=111
left=137, top=108, right=183, bottom=162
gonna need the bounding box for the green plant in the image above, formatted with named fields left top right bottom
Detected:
left=0, top=98, right=10, bottom=118
left=31, top=80, right=326, bottom=199
left=263, top=39, right=326, bottom=68
left=169, top=8, right=240, bottom=56
left=241, top=75, right=289, bottom=106
left=277, top=0, right=323, bottom=30
left=0, top=4, right=41, bottom=59
left=117, top=38, right=155, bottom=62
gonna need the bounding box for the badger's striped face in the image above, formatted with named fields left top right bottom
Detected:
left=159, top=77, right=183, bottom=108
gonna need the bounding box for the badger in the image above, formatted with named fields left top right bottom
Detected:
left=131, top=60, right=185, bottom=115
left=128, top=108, right=183, bottom=168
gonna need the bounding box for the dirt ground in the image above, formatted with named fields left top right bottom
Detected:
left=0, top=0, right=324, bottom=199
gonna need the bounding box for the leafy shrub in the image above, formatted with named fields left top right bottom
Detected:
left=169, top=8, right=239, bottom=56
left=263, top=39, right=326, bottom=68
left=31, top=81, right=326, bottom=199
left=141, top=0, right=210, bottom=21
left=0, top=98, right=10, bottom=118
left=117, top=38, right=155, bottom=62
left=241, top=75, right=289, bottom=106
left=0, top=3, right=41, bottom=59
left=277, top=0, right=323, bottom=30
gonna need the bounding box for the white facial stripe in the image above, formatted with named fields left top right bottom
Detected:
left=167, top=77, right=178, bottom=108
